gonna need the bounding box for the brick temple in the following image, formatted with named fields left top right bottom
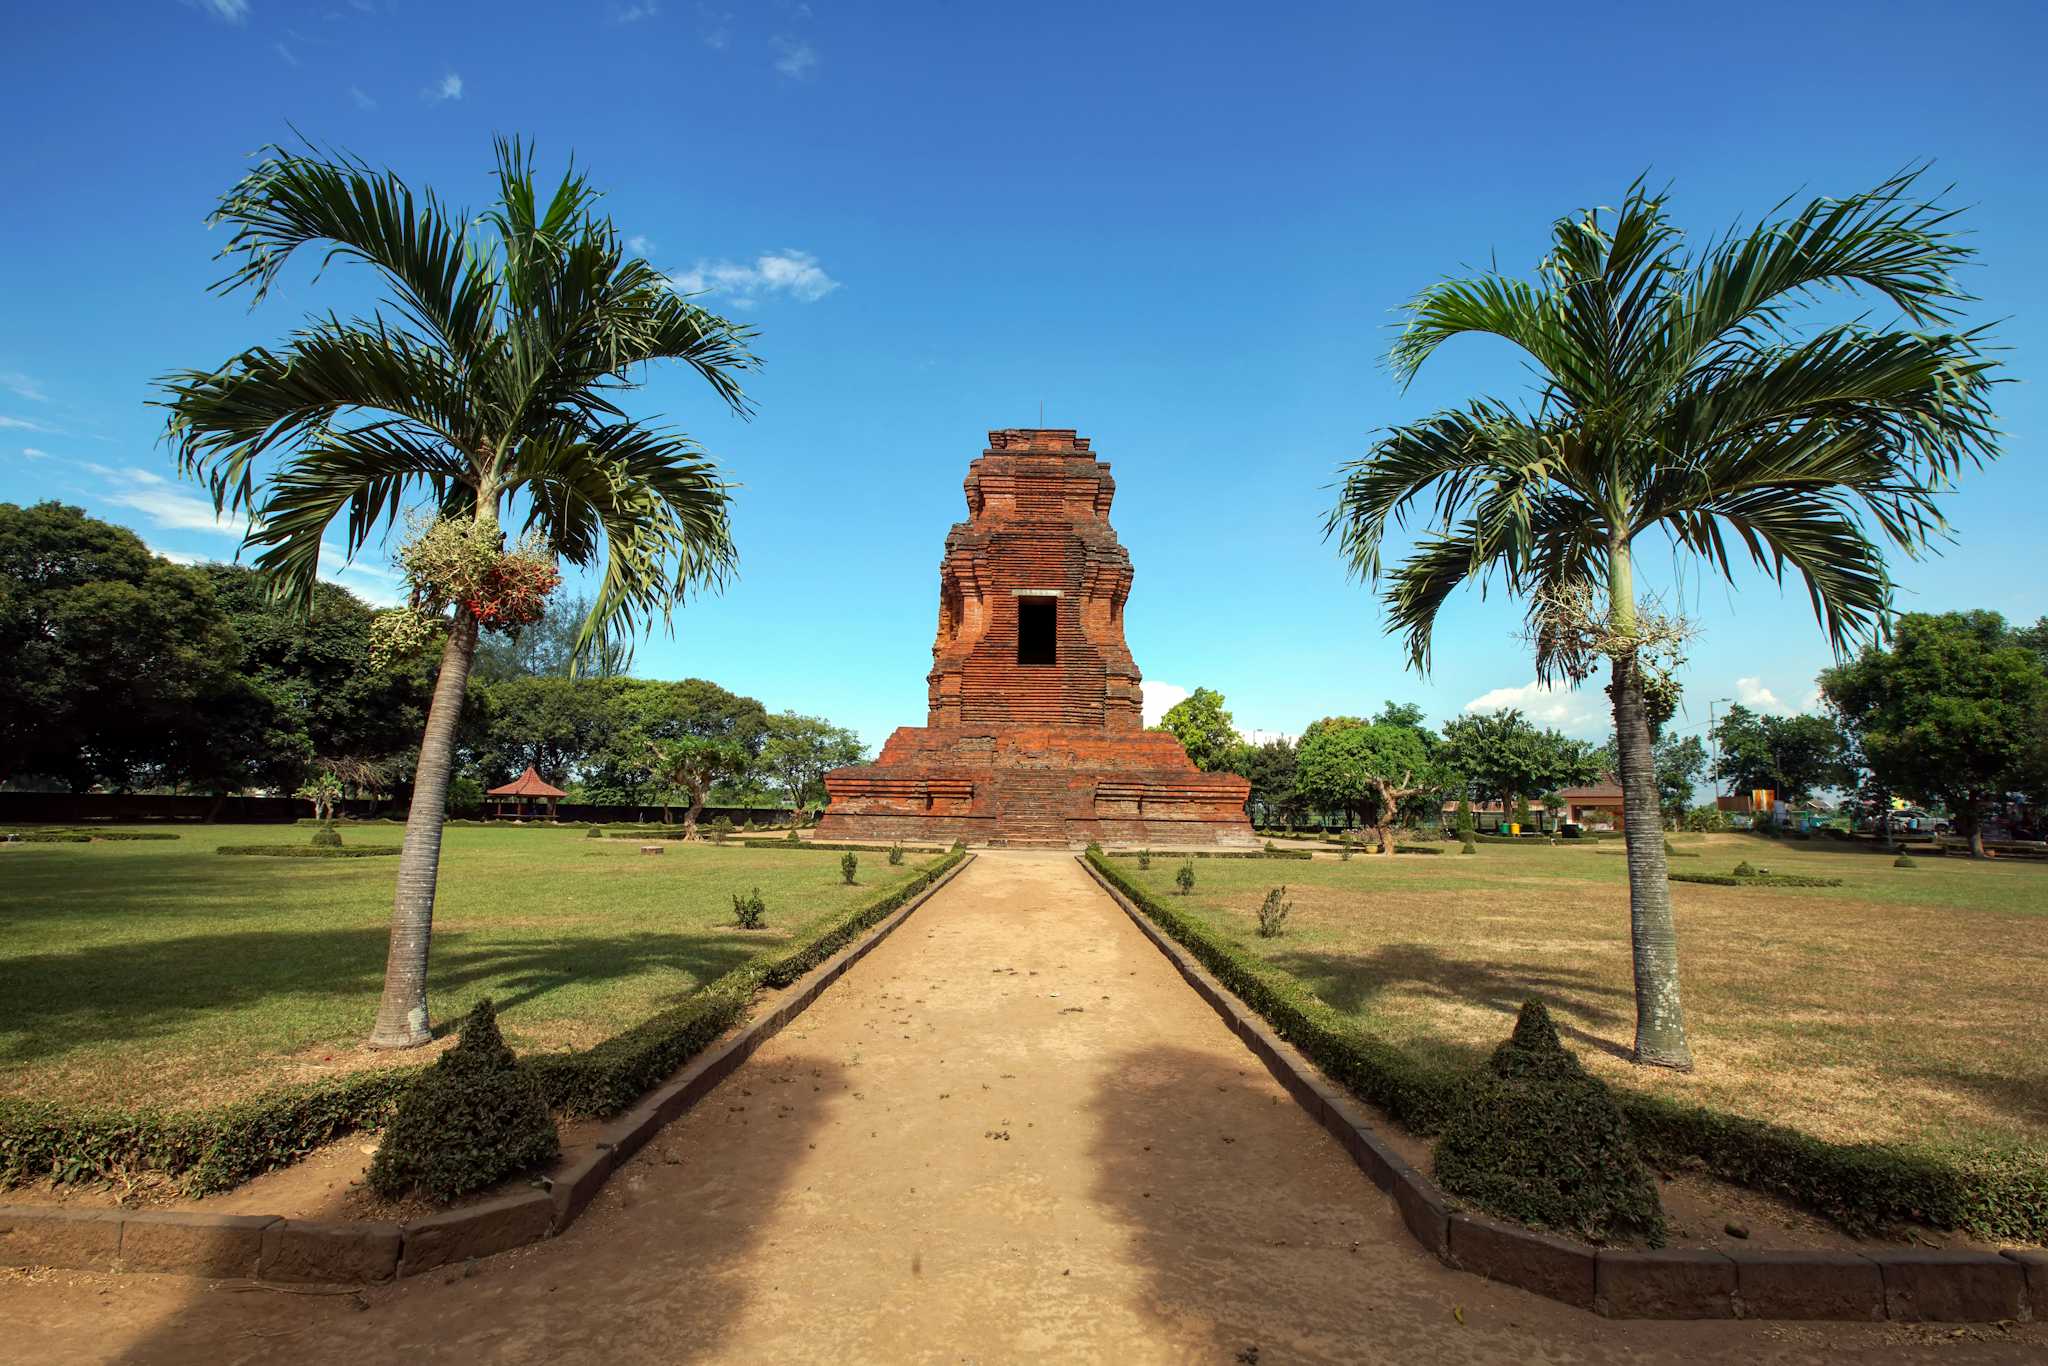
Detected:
left=819, top=429, right=1253, bottom=847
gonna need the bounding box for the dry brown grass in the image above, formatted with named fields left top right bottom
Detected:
left=1117, top=834, right=2048, bottom=1161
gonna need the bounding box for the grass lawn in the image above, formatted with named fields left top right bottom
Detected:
left=0, top=825, right=936, bottom=1112
left=1113, top=835, right=2048, bottom=1164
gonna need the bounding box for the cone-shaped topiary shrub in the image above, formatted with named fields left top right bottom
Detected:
left=367, top=1000, right=559, bottom=1202
left=888, top=843, right=905, bottom=866
left=1734, top=860, right=1757, bottom=877
left=310, top=823, right=343, bottom=848
left=585, top=824, right=603, bottom=839
left=840, top=851, right=858, bottom=885
left=1894, top=854, right=1918, bottom=868
left=1432, top=1001, right=1665, bottom=1246
left=1460, top=835, right=1477, bottom=855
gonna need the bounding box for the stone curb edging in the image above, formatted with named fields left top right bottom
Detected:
left=0, top=853, right=977, bottom=1288
left=1074, top=855, right=2038, bottom=1325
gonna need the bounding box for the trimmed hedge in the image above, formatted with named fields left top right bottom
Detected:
left=4, top=832, right=92, bottom=843
left=216, top=844, right=402, bottom=858
left=1669, top=871, right=1843, bottom=888
left=743, top=840, right=948, bottom=854
left=368, top=1001, right=559, bottom=1201
left=0, top=849, right=966, bottom=1193
left=1084, top=850, right=2048, bottom=1245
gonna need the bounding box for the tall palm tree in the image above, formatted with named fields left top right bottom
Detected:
left=1327, top=171, right=1998, bottom=1068
left=160, top=138, right=758, bottom=1048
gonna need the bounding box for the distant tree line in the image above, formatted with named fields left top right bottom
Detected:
left=0, top=502, right=864, bottom=811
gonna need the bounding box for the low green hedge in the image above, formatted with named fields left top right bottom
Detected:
left=216, top=844, right=402, bottom=858
left=0, top=848, right=967, bottom=1196
left=1394, top=844, right=1445, bottom=855
left=743, top=840, right=947, bottom=854
left=4, top=832, right=91, bottom=843
left=1083, top=851, right=2047, bottom=1245
left=1669, top=871, right=1843, bottom=888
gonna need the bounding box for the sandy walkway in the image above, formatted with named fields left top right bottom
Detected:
left=5, top=851, right=2037, bottom=1363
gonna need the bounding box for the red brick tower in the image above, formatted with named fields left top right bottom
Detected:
left=819, top=429, right=1253, bottom=846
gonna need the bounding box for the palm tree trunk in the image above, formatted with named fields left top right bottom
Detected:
left=1608, top=535, right=1692, bottom=1070
left=368, top=610, right=479, bottom=1049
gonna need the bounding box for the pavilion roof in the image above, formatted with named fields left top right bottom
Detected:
left=487, top=765, right=568, bottom=799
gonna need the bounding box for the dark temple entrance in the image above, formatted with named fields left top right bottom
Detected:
left=1017, top=596, right=1056, bottom=666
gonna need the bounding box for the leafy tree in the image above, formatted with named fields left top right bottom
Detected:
left=1652, top=734, right=1708, bottom=823
left=644, top=735, right=748, bottom=837
left=1230, top=737, right=1301, bottom=828
left=1822, top=611, right=2048, bottom=857
left=1294, top=721, right=1440, bottom=854
left=0, top=502, right=269, bottom=792
left=160, top=139, right=756, bottom=1048
left=472, top=592, right=631, bottom=683
left=1154, top=686, right=1240, bottom=771
left=1438, top=708, right=1600, bottom=817
left=470, top=674, right=616, bottom=789
left=1327, top=173, right=1999, bottom=1068
left=1707, top=704, right=1850, bottom=804
left=758, top=711, right=865, bottom=812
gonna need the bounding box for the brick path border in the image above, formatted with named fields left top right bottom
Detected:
left=0, top=853, right=977, bottom=1287
left=1076, top=855, right=2037, bottom=1325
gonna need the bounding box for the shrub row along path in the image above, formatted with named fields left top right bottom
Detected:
left=8, top=850, right=2029, bottom=1363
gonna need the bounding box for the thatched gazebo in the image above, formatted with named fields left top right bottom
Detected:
left=487, top=765, right=567, bottom=821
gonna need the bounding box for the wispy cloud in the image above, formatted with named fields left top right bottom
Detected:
left=696, top=3, right=732, bottom=48
left=0, top=415, right=59, bottom=433
left=771, top=36, right=818, bottom=78
left=626, top=234, right=657, bottom=255
left=426, top=72, right=463, bottom=101
left=274, top=41, right=299, bottom=66
left=1734, top=676, right=1782, bottom=711
left=349, top=84, right=377, bottom=110
left=0, top=372, right=47, bottom=402
left=20, top=447, right=50, bottom=460
left=195, top=0, right=250, bottom=23
left=667, top=249, right=839, bottom=307
left=150, top=545, right=209, bottom=567
left=614, top=0, right=660, bottom=21
left=87, top=464, right=250, bottom=537
left=1464, top=679, right=1603, bottom=734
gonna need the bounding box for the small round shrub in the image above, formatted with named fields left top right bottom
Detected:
left=1432, top=1001, right=1665, bottom=1246
left=1894, top=854, right=1918, bottom=869
left=1137, top=849, right=1152, bottom=870
left=888, top=843, right=905, bottom=866
left=840, top=851, right=858, bottom=885
left=367, top=1000, right=559, bottom=1202
left=310, top=823, right=343, bottom=848
left=1733, top=860, right=1757, bottom=877
left=585, top=825, right=603, bottom=839
left=1174, top=861, right=1196, bottom=896
left=732, top=887, right=767, bottom=928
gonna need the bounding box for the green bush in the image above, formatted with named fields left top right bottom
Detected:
left=5, top=832, right=91, bottom=843
left=840, top=850, right=857, bottom=885
left=1671, top=871, right=1843, bottom=888
left=1082, top=851, right=2048, bottom=1244
left=446, top=773, right=484, bottom=819
left=310, top=823, right=343, bottom=849
left=216, top=844, right=400, bottom=858
left=785, top=828, right=801, bottom=844
left=1339, top=831, right=1354, bottom=861
left=586, top=824, right=604, bottom=839
left=367, top=1001, right=559, bottom=1202
left=708, top=815, right=735, bottom=845
left=1174, top=860, right=1196, bottom=895
left=1734, top=860, right=1757, bottom=877
left=731, top=887, right=767, bottom=929
left=1894, top=854, right=1918, bottom=868
left=1394, top=843, right=1444, bottom=855
left=1137, top=849, right=1151, bottom=870
left=1460, top=835, right=1476, bottom=855
left=1433, top=1002, right=1665, bottom=1246
left=1256, top=886, right=1292, bottom=939
left=887, top=843, right=905, bottom=866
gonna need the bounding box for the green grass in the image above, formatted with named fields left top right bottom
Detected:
left=1110, top=834, right=2048, bottom=1167
left=0, top=824, right=937, bottom=1111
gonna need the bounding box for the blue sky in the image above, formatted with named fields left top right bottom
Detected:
left=3, top=0, right=2043, bottom=755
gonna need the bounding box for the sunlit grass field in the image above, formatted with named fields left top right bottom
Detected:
left=0, top=825, right=935, bottom=1110
left=1112, top=834, right=2048, bottom=1163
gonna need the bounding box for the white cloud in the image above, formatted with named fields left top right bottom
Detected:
left=150, top=545, right=209, bottom=567
left=0, top=372, right=47, bottom=402
left=0, top=415, right=58, bottom=433
left=667, top=249, right=839, bottom=308
left=427, top=72, right=463, bottom=101
left=614, top=0, right=659, bottom=21
left=1734, top=676, right=1782, bottom=711
left=626, top=233, right=657, bottom=255
left=20, top=446, right=50, bottom=460
left=696, top=3, right=732, bottom=48
left=323, top=565, right=404, bottom=607
left=771, top=37, right=818, bottom=78
left=274, top=41, right=299, bottom=65
left=1142, top=681, right=1189, bottom=730
left=87, top=464, right=248, bottom=537
left=196, top=0, right=250, bottom=22
left=349, top=84, right=378, bottom=110
left=1464, top=679, right=1603, bottom=734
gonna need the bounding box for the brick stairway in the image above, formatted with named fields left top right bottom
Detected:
left=992, top=769, right=1074, bottom=846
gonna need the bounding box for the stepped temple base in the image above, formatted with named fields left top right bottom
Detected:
left=818, top=725, right=1256, bottom=848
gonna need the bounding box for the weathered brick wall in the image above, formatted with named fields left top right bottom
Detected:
left=825, top=429, right=1254, bottom=847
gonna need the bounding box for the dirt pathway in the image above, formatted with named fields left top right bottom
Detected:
left=5, top=851, right=2037, bottom=1363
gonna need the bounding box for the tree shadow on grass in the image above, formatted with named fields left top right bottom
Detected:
left=0, top=927, right=770, bottom=1070
left=1901, top=1059, right=2048, bottom=1142
left=1266, top=941, right=1637, bottom=1063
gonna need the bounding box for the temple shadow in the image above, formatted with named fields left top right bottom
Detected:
left=1266, top=941, right=1636, bottom=1063
left=103, top=1054, right=858, bottom=1364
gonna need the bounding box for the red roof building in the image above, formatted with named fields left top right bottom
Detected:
left=486, top=765, right=568, bottom=819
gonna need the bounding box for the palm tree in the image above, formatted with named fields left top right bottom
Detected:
left=1327, top=171, right=1999, bottom=1068
left=160, top=138, right=758, bottom=1048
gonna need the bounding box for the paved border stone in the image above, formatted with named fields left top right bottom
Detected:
left=118, top=1210, right=277, bottom=1278
left=1872, top=1250, right=2027, bottom=1323
left=1449, top=1212, right=1596, bottom=1309
left=260, top=1219, right=401, bottom=1284
left=1596, top=1248, right=1737, bottom=1318
left=400, top=1189, right=556, bottom=1277
left=1726, top=1249, right=1882, bottom=1321
left=2005, top=1249, right=2045, bottom=1319
left=0, top=1207, right=121, bottom=1270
